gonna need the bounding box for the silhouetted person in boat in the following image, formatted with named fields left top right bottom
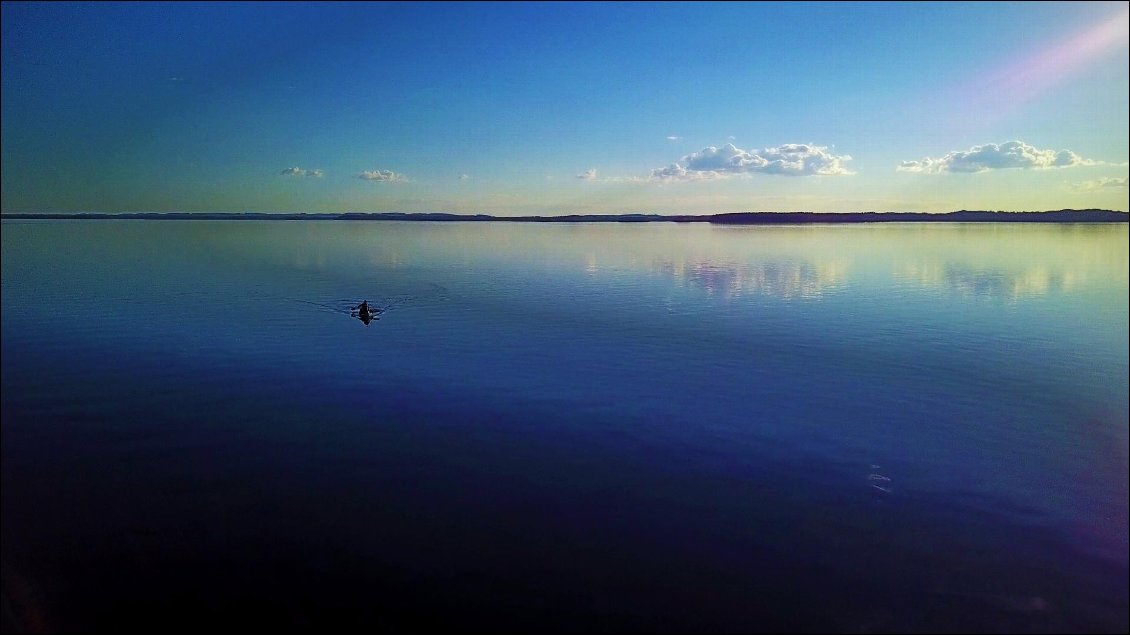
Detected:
left=353, top=300, right=375, bottom=325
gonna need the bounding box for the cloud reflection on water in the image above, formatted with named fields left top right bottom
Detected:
left=895, top=262, right=1086, bottom=299
left=888, top=225, right=1125, bottom=300
left=180, top=221, right=1124, bottom=307
left=653, top=258, right=850, bottom=300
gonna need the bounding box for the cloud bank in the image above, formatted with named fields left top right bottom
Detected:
left=1077, top=176, right=1128, bottom=190
left=359, top=169, right=406, bottom=182
left=650, top=143, right=853, bottom=181
left=897, top=141, right=1095, bottom=174
left=280, top=167, right=323, bottom=177
left=577, top=168, right=598, bottom=181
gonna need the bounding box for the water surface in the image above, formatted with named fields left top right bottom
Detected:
left=2, top=221, right=1127, bottom=632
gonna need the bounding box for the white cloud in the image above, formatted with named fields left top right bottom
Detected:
left=577, top=168, right=598, bottom=181
left=459, top=174, right=471, bottom=181
left=1076, top=176, right=1128, bottom=190
left=649, top=163, right=724, bottom=182
left=359, top=169, right=406, bottom=182
left=650, top=143, right=853, bottom=181
left=280, top=167, right=323, bottom=177
left=666, top=136, right=681, bottom=142
left=897, top=141, right=1097, bottom=174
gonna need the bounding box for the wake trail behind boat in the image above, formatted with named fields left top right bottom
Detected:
left=290, top=295, right=413, bottom=319
left=291, top=299, right=353, bottom=315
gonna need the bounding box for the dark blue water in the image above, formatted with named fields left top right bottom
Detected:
left=2, top=221, right=1127, bottom=632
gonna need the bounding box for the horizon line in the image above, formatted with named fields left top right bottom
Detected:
left=2, top=209, right=1127, bottom=224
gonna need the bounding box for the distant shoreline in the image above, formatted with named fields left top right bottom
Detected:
left=1, top=210, right=1126, bottom=223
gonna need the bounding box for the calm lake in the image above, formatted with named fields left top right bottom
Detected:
left=2, top=220, right=1127, bottom=632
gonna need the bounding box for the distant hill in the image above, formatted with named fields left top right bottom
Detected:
left=709, top=209, right=1129, bottom=224
left=2, top=209, right=1126, bottom=223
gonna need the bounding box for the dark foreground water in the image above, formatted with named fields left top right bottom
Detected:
left=2, top=220, right=1127, bottom=633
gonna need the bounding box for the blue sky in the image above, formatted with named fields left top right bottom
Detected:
left=2, top=1, right=1127, bottom=214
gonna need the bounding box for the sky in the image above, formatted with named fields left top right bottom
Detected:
left=1, top=1, right=1127, bottom=215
